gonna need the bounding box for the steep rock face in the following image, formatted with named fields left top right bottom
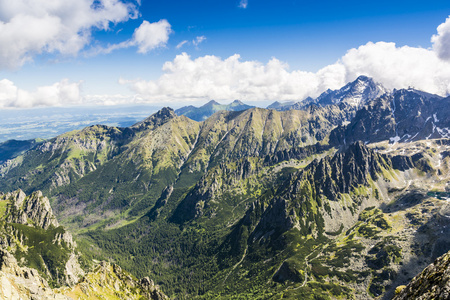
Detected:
left=2, top=189, right=59, bottom=229
left=0, top=248, right=69, bottom=300
left=266, top=76, right=387, bottom=112
left=249, top=142, right=392, bottom=241
left=0, top=248, right=168, bottom=300
left=393, top=250, right=450, bottom=300
left=316, top=75, right=387, bottom=108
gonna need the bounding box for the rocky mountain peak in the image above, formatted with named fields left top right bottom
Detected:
left=132, top=107, right=177, bottom=130
left=317, top=75, right=388, bottom=108
left=1, top=189, right=59, bottom=230
left=204, top=100, right=220, bottom=106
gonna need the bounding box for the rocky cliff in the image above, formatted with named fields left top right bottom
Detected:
left=2, top=189, right=59, bottom=229
left=0, top=189, right=82, bottom=287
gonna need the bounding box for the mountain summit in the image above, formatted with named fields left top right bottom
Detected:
left=316, top=75, right=388, bottom=108
left=267, top=76, right=388, bottom=112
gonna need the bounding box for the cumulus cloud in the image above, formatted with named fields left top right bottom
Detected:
left=121, top=39, right=450, bottom=103
left=90, top=19, right=172, bottom=55
left=120, top=53, right=347, bottom=103
left=0, top=79, right=82, bottom=108
left=132, top=19, right=172, bottom=53
left=238, top=0, right=248, bottom=9
left=432, top=16, right=450, bottom=61
left=341, top=42, right=450, bottom=94
left=0, top=0, right=139, bottom=69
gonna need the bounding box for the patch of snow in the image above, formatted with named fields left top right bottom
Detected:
left=433, top=113, right=439, bottom=123
left=390, top=136, right=401, bottom=143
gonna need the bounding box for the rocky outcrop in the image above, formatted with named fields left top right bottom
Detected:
left=61, top=261, right=168, bottom=300
left=0, top=189, right=83, bottom=287
left=2, top=189, right=59, bottom=229
left=0, top=248, right=69, bottom=299
left=393, top=250, right=450, bottom=300
left=0, top=248, right=167, bottom=300
left=132, top=107, right=178, bottom=130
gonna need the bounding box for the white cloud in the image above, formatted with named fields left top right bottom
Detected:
left=432, top=16, right=450, bottom=61
left=121, top=38, right=450, bottom=103
left=340, top=42, right=450, bottom=95
left=0, top=0, right=138, bottom=69
left=238, top=0, right=248, bottom=9
left=176, top=40, right=189, bottom=49
left=175, top=36, right=206, bottom=50
left=132, top=19, right=172, bottom=53
left=193, top=36, right=206, bottom=47
left=0, top=79, right=82, bottom=108
left=119, top=17, right=450, bottom=103
left=120, top=53, right=347, bottom=103
left=91, top=19, right=172, bottom=55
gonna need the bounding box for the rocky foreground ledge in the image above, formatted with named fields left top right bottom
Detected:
left=393, top=250, right=450, bottom=300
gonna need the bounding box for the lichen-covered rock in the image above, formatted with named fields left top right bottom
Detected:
left=393, top=250, right=450, bottom=300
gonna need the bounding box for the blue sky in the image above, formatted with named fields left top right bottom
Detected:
left=1, top=0, right=450, bottom=108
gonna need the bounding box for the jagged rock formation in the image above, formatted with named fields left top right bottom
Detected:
left=0, top=248, right=168, bottom=300
left=316, top=75, right=387, bottom=108
left=330, top=89, right=449, bottom=146
left=0, top=248, right=69, bottom=299
left=267, top=76, right=387, bottom=111
left=0, top=189, right=82, bottom=287
left=132, top=106, right=178, bottom=130
left=234, top=142, right=395, bottom=246
left=2, top=189, right=59, bottom=229
left=393, top=250, right=450, bottom=300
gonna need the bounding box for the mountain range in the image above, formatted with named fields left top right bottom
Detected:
left=0, top=76, right=449, bottom=299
